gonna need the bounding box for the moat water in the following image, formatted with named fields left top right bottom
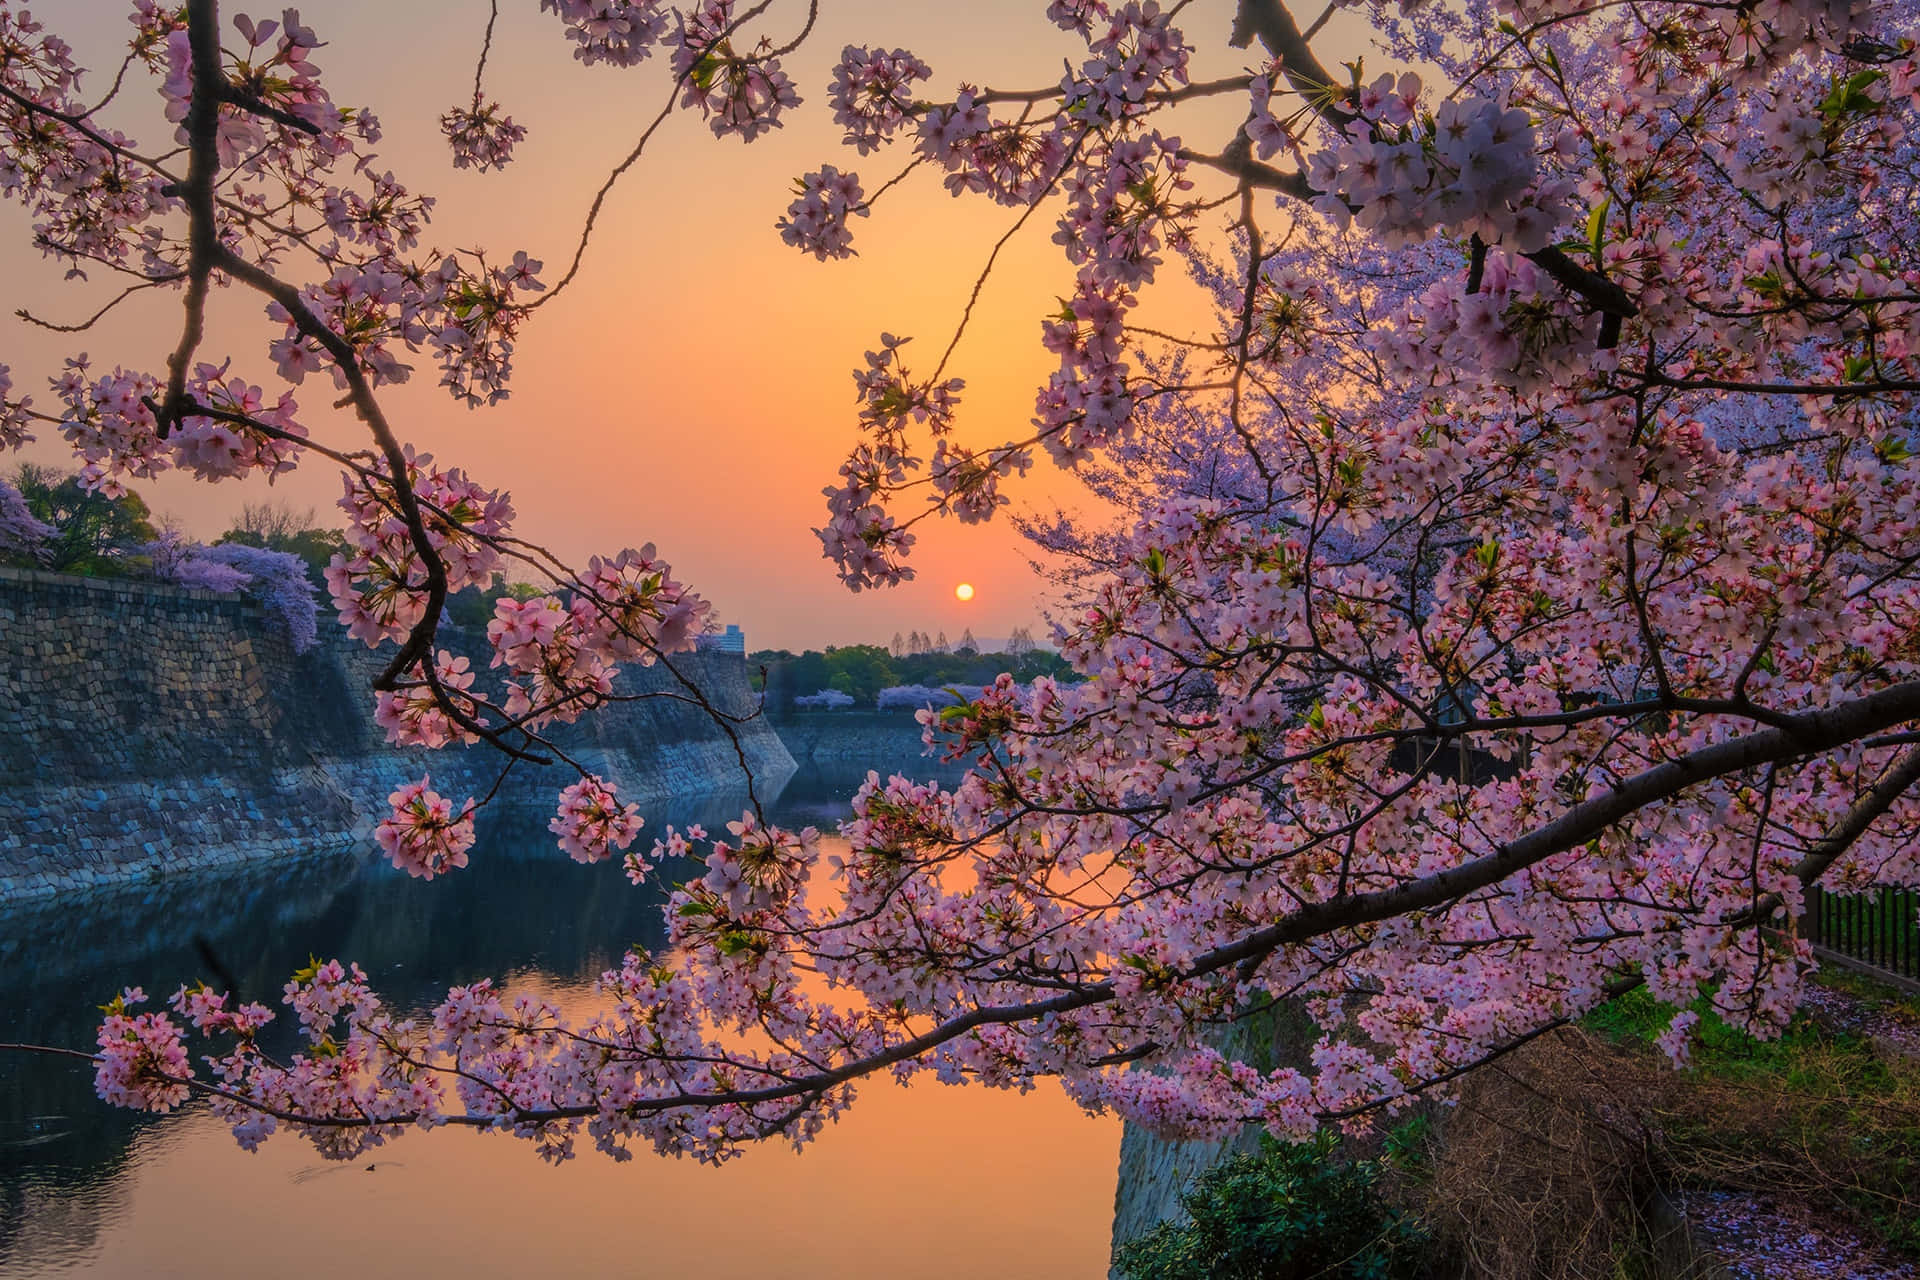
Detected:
left=0, top=764, right=1120, bottom=1279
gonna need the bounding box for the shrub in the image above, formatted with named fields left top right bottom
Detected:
left=1113, top=1134, right=1429, bottom=1280
left=145, top=534, right=320, bottom=653
left=0, top=479, right=53, bottom=564
left=202, top=542, right=320, bottom=653
left=144, top=532, right=252, bottom=593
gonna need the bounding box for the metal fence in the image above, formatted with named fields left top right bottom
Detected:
left=1804, top=887, right=1920, bottom=989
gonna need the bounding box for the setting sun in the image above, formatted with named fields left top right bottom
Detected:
left=955, top=583, right=975, bottom=602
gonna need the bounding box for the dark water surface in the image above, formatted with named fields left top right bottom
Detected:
left=0, top=766, right=1119, bottom=1279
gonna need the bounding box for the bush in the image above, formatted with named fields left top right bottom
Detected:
left=1114, top=1134, right=1429, bottom=1280
left=145, top=534, right=320, bottom=652
left=0, top=478, right=54, bottom=564
left=143, top=531, right=251, bottom=593
left=201, top=542, right=320, bottom=653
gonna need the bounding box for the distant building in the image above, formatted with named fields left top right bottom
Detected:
left=698, top=623, right=746, bottom=655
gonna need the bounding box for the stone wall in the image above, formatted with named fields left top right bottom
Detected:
left=774, top=709, right=936, bottom=763
left=0, top=568, right=795, bottom=898
left=1108, top=1002, right=1322, bottom=1275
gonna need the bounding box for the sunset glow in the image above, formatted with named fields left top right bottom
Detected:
left=0, top=0, right=1246, bottom=652
left=8, top=2, right=1917, bottom=1277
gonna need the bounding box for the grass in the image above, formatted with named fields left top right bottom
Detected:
left=1580, top=983, right=1920, bottom=1256
left=1123, top=980, right=1920, bottom=1279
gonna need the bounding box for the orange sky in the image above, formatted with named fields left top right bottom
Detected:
left=0, top=0, right=1270, bottom=650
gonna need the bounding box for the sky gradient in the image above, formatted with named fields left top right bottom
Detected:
left=1, top=0, right=1265, bottom=650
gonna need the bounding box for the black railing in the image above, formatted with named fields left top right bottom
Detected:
left=1804, top=887, right=1920, bottom=988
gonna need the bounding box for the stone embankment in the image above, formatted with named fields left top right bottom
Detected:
left=773, top=709, right=936, bottom=764
left=1107, top=1004, right=1315, bottom=1273
left=0, top=568, right=794, bottom=898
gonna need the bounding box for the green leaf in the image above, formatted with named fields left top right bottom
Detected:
left=1586, top=197, right=1611, bottom=263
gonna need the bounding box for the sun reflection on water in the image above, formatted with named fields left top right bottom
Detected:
left=0, top=767, right=1120, bottom=1279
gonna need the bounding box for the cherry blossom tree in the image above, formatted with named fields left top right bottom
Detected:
left=7, top=0, right=1920, bottom=1169
left=0, top=476, right=51, bottom=562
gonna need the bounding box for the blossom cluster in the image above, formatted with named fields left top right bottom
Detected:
left=48, top=358, right=308, bottom=497
left=0, top=364, right=33, bottom=450
left=540, top=0, right=671, bottom=67
left=325, top=447, right=514, bottom=648
left=670, top=1, right=801, bottom=142
left=1060, top=1, right=1189, bottom=125
left=374, top=777, right=477, bottom=880
left=94, top=989, right=191, bottom=1113
left=267, top=250, right=547, bottom=409
left=550, top=775, right=644, bottom=863
left=815, top=334, right=966, bottom=589
left=776, top=165, right=866, bottom=260
left=440, top=97, right=528, bottom=172
left=1308, top=83, right=1572, bottom=252
left=372, top=650, right=481, bottom=749
left=829, top=46, right=931, bottom=154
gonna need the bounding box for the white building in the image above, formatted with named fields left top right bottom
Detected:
left=698, top=623, right=746, bottom=655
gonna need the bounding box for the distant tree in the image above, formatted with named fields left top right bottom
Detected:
left=827, top=644, right=894, bottom=704
left=1009, top=649, right=1076, bottom=683
left=891, top=631, right=905, bottom=657
left=226, top=499, right=316, bottom=544
left=1004, top=626, right=1036, bottom=657
left=744, top=648, right=793, bottom=694
left=444, top=573, right=506, bottom=632
left=216, top=500, right=348, bottom=585
left=934, top=630, right=949, bottom=654
left=444, top=573, right=545, bottom=632
left=0, top=478, right=53, bottom=566
left=11, top=464, right=155, bottom=576
left=907, top=629, right=928, bottom=656
left=956, top=628, right=978, bottom=655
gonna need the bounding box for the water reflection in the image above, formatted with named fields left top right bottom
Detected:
left=0, top=764, right=1120, bottom=1279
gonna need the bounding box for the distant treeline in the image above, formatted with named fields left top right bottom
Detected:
left=751, top=644, right=1077, bottom=712
left=2, top=466, right=347, bottom=587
